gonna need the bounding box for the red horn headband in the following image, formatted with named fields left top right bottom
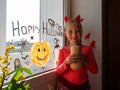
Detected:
left=64, top=15, right=84, bottom=23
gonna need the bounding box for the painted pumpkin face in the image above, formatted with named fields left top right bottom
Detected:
left=30, top=41, right=51, bottom=66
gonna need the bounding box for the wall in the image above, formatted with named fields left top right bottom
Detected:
left=71, top=0, right=102, bottom=90
left=0, top=0, right=6, bottom=53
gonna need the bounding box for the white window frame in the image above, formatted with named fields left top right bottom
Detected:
left=0, top=0, right=70, bottom=82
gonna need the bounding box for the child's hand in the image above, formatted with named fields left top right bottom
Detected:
left=65, top=54, right=77, bottom=66
left=65, top=56, right=72, bottom=66
left=65, top=54, right=88, bottom=66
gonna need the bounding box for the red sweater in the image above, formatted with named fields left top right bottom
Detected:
left=56, top=45, right=98, bottom=85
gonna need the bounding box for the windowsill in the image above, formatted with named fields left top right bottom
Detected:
left=3, top=69, right=57, bottom=90
left=26, top=69, right=57, bottom=90
left=26, top=68, right=56, bottom=81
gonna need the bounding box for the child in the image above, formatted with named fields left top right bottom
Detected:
left=56, top=15, right=98, bottom=90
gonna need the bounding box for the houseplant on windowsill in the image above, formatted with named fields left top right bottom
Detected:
left=0, top=45, right=33, bottom=90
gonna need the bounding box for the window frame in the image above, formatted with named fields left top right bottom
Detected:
left=0, top=0, right=70, bottom=84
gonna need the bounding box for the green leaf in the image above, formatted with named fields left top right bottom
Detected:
left=20, top=67, right=32, bottom=76
left=13, top=67, right=32, bottom=81
left=13, top=68, right=22, bottom=81
left=6, top=67, right=33, bottom=90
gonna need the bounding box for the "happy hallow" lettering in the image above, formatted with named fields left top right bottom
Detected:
left=12, top=19, right=63, bottom=37
left=12, top=21, right=40, bottom=37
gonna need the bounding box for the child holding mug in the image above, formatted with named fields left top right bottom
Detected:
left=56, top=14, right=98, bottom=90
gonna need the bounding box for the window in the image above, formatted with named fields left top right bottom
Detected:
left=5, top=0, right=64, bottom=82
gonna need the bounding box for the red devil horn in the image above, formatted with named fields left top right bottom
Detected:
left=75, top=15, right=84, bottom=22
left=64, top=16, right=70, bottom=23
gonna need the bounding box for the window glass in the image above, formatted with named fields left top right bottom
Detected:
left=6, top=0, right=64, bottom=82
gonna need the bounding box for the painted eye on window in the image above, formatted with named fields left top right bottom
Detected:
left=43, top=48, right=46, bottom=51
left=38, top=48, right=40, bottom=52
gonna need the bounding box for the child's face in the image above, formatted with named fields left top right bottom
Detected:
left=65, top=23, right=82, bottom=46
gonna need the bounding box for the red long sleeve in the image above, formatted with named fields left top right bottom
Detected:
left=56, top=46, right=98, bottom=85
left=56, top=47, right=70, bottom=75
left=85, top=47, right=98, bottom=74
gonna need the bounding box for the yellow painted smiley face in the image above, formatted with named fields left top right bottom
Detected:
left=30, top=41, right=51, bottom=66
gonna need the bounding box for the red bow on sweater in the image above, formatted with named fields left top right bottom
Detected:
left=64, top=15, right=84, bottom=23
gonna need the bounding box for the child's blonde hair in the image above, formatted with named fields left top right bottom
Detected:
left=64, top=19, right=83, bottom=46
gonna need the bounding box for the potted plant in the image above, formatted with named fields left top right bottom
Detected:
left=0, top=45, right=33, bottom=90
